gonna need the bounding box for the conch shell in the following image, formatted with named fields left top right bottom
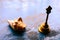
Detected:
left=8, top=17, right=26, bottom=31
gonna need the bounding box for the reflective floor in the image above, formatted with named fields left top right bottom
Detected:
left=0, top=0, right=60, bottom=40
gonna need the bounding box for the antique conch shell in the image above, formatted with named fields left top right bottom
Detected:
left=8, top=17, right=26, bottom=31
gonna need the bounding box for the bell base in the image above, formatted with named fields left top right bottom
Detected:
left=38, top=23, right=50, bottom=35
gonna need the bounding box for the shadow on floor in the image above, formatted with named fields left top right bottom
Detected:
left=8, top=25, right=26, bottom=36
left=39, top=32, right=45, bottom=40
left=46, top=30, right=60, bottom=37
left=38, top=30, right=60, bottom=40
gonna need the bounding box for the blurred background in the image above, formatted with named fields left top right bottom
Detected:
left=0, top=0, right=60, bottom=40
left=0, top=0, right=51, bottom=18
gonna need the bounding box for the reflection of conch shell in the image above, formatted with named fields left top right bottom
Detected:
left=8, top=17, right=26, bottom=31
left=38, top=23, right=50, bottom=34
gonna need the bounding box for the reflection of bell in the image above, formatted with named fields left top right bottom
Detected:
left=38, top=6, right=52, bottom=34
left=38, top=23, right=50, bottom=34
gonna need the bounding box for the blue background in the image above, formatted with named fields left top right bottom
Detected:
left=0, top=0, right=60, bottom=40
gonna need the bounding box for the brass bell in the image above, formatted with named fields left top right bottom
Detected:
left=38, top=6, right=52, bottom=34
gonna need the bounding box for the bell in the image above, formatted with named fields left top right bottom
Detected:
left=38, top=6, right=52, bottom=35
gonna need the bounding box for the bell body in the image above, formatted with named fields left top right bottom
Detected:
left=38, top=23, right=50, bottom=34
